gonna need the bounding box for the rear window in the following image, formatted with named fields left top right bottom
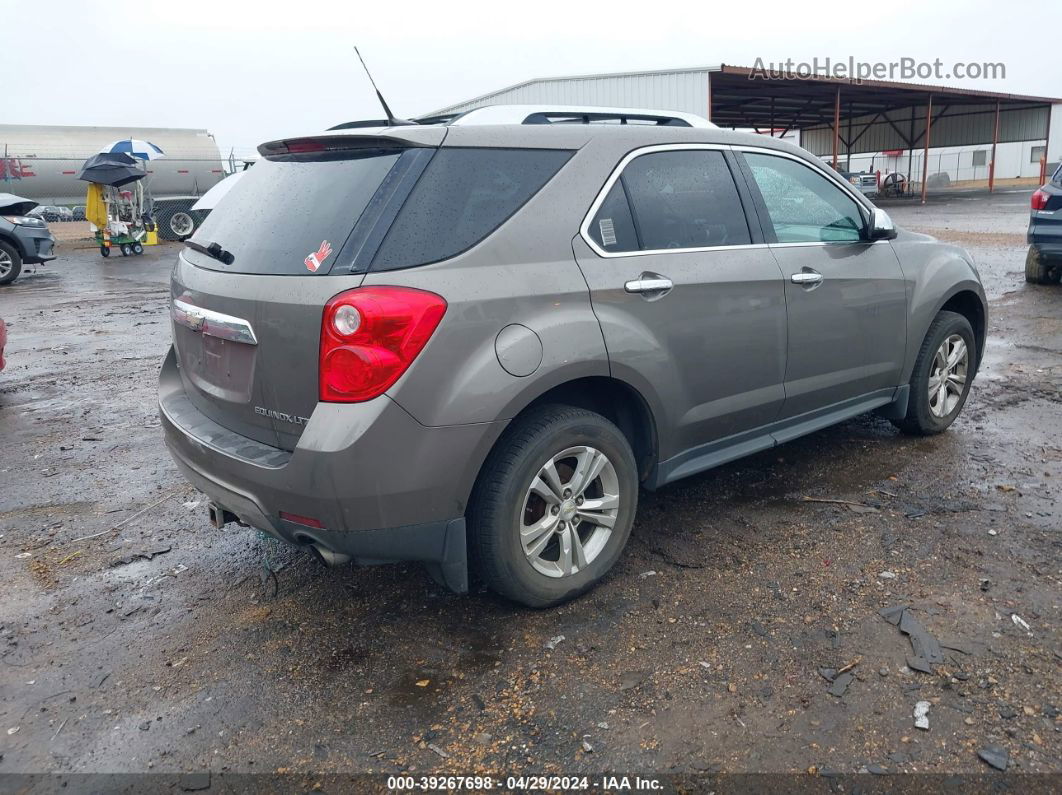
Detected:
left=371, top=148, right=572, bottom=270
left=187, top=150, right=402, bottom=275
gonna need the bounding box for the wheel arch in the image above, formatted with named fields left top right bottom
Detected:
left=935, top=287, right=987, bottom=373
left=467, top=375, right=660, bottom=506
left=0, top=232, right=26, bottom=260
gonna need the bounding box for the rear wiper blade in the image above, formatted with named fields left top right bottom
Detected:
left=186, top=239, right=235, bottom=265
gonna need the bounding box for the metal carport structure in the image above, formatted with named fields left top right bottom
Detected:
left=429, top=64, right=1060, bottom=203
left=707, top=65, right=1058, bottom=202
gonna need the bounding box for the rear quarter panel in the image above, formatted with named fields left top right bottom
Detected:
left=366, top=143, right=616, bottom=427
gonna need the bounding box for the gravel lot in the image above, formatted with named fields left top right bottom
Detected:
left=1, top=191, right=1059, bottom=783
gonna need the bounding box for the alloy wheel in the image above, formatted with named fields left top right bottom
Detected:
left=520, top=445, right=620, bottom=578
left=928, top=334, right=968, bottom=417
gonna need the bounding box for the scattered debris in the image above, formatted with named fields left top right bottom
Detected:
left=879, top=605, right=945, bottom=673
left=545, top=635, right=565, bottom=650
left=581, top=737, right=594, bottom=753
left=802, top=496, right=879, bottom=513
left=109, top=545, right=172, bottom=567
left=879, top=571, right=898, bottom=579
left=427, top=743, right=449, bottom=759
left=978, top=744, right=1009, bottom=771
left=639, top=570, right=657, bottom=579
left=827, top=673, right=854, bottom=697
left=1011, top=614, right=1031, bottom=632
left=414, top=679, right=430, bottom=688
left=51, top=718, right=68, bottom=741
left=618, top=670, right=650, bottom=691
left=914, top=700, right=931, bottom=730
left=7, top=726, right=19, bottom=735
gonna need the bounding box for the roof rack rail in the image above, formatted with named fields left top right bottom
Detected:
left=418, top=105, right=715, bottom=129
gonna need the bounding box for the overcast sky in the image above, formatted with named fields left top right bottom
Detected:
left=6, top=0, right=1059, bottom=156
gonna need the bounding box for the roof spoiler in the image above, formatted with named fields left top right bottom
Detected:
left=257, top=135, right=423, bottom=158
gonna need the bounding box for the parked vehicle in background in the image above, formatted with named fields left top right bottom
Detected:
left=58, top=206, right=73, bottom=222
left=1027, top=164, right=1062, bottom=284
left=160, top=108, right=987, bottom=607
left=32, top=205, right=63, bottom=222
left=71, top=206, right=86, bottom=221
left=0, top=193, right=56, bottom=285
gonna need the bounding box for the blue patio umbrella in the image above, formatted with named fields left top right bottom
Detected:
left=99, top=139, right=166, bottom=161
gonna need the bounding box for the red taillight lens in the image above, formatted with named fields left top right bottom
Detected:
left=319, top=287, right=447, bottom=403
left=1031, top=189, right=1049, bottom=211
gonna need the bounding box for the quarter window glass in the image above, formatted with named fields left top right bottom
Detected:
left=745, top=153, right=865, bottom=243
left=621, top=150, right=751, bottom=250
left=588, top=182, right=639, bottom=251
left=372, top=148, right=572, bottom=269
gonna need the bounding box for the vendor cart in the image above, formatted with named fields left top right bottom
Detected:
left=78, top=151, right=155, bottom=257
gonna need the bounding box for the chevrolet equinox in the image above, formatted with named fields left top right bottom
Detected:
left=160, top=106, right=987, bottom=607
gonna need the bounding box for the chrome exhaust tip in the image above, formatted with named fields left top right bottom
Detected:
left=309, top=544, right=352, bottom=567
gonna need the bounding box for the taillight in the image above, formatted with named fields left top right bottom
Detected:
left=1031, top=189, right=1049, bottom=211
left=319, top=287, right=447, bottom=403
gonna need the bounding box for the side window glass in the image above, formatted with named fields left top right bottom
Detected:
left=588, top=182, right=639, bottom=252
left=621, top=150, right=751, bottom=250
left=745, top=153, right=865, bottom=243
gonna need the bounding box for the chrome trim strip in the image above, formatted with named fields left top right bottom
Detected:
left=578, top=142, right=875, bottom=260
left=172, top=298, right=258, bottom=345
left=579, top=143, right=740, bottom=259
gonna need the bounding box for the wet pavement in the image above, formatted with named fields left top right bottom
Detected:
left=0, top=191, right=1059, bottom=779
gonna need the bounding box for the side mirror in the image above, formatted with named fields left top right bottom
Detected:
left=868, top=208, right=898, bottom=241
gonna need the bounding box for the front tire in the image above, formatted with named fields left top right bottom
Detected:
left=469, top=405, right=638, bottom=608
left=894, top=310, right=976, bottom=436
left=0, top=241, right=22, bottom=285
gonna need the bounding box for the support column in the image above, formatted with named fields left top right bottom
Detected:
left=921, top=94, right=933, bottom=205
left=832, top=87, right=841, bottom=170
left=1042, top=104, right=1052, bottom=184
left=706, top=71, right=713, bottom=124
left=989, top=100, right=1000, bottom=192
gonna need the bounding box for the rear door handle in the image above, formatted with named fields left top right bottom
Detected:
left=791, top=270, right=823, bottom=286
left=624, top=272, right=674, bottom=299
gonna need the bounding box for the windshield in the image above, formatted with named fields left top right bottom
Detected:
left=187, top=150, right=403, bottom=275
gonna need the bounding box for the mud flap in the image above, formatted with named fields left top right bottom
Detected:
left=876, top=385, right=910, bottom=421
left=423, top=517, right=469, bottom=594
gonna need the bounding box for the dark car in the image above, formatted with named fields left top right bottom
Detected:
left=0, top=194, right=57, bottom=285
left=71, top=205, right=87, bottom=221
left=1027, top=163, right=1062, bottom=284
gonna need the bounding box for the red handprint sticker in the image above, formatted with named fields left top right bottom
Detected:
left=304, top=240, right=333, bottom=272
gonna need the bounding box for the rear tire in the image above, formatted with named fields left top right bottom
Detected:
left=469, top=405, right=638, bottom=608
left=894, top=310, right=976, bottom=436
left=132, top=242, right=144, bottom=255
left=1025, top=247, right=1060, bottom=284
left=0, top=241, right=22, bottom=285
left=100, top=245, right=111, bottom=258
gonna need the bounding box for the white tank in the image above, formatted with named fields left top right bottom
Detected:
left=0, top=124, right=226, bottom=204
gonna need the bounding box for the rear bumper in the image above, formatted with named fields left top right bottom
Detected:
left=158, top=347, right=506, bottom=590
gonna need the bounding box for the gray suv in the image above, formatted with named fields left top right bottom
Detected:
left=160, top=108, right=987, bottom=607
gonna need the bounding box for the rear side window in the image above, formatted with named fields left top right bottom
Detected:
left=371, top=148, right=572, bottom=269
left=588, top=149, right=751, bottom=253
left=188, top=151, right=402, bottom=274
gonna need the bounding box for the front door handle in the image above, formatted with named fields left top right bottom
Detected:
left=791, top=270, right=824, bottom=286
left=624, top=272, right=674, bottom=299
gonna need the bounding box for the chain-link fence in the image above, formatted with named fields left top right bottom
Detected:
left=0, top=148, right=259, bottom=240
